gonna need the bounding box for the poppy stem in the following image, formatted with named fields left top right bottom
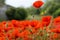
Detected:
left=32, top=15, right=34, bottom=20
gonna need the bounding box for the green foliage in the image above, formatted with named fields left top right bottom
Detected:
left=53, top=9, right=60, bottom=18
left=0, top=0, right=5, bottom=3
left=14, top=8, right=27, bottom=20
left=0, top=19, right=2, bottom=22
left=6, top=7, right=27, bottom=20
left=43, top=0, right=60, bottom=17
left=26, top=7, right=41, bottom=15
left=35, top=9, right=40, bottom=15
left=26, top=7, right=36, bottom=15
left=0, top=0, right=5, bottom=5
left=45, top=4, right=60, bottom=15
left=6, top=7, right=16, bottom=20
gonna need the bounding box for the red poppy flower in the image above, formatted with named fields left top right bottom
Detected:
left=51, top=28, right=60, bottom=33
left=33, top=0, right=44, bottom=8
left=35, top=22, right=44, bottom=29
left=53, top=33, right=58, bottom=39
left=20, top=30, right=31, bottom=38
left=41, top=16, right=52, bottom=26
left=53, top=16, right=60, bottom=25
left=30, top=20, right=39, bottom=27
left=0, top=37, right=5, bottom=40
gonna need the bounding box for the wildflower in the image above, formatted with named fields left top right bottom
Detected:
left=53, top=16, right=60, bottom=25
left=33, top=0, right=44, bottom=8
left=41, top=16, right=52, bottom=26
left=53, top=33, right=58, bottom=39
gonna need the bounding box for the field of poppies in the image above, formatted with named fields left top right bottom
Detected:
left=0, top=16, right=60, bottom=40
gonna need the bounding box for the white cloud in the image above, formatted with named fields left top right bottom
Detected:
left=5, top=0, right=45, bottom=8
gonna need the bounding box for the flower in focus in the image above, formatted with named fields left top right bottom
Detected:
left=33, top=0, right=44, bottom=8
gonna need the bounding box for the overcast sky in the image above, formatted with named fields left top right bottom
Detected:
left=5, top=0, right=46, bottom=8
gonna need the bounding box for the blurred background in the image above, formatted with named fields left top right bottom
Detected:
left=0, top=0, right=60, bottom=21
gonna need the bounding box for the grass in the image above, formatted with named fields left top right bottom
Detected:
left=26, top=14, right=41, bottom=20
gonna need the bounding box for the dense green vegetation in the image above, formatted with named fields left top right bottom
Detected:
left=6, top=7, right=28, bottom=20
left=0, top=0, right=5, bottom=7
left=43, top=0, right=60, bottom=18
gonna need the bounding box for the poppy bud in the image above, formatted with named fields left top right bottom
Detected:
left=33, top=0, right=44, bottom=8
